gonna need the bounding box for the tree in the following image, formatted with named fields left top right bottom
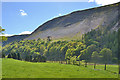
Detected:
left=65, top=49, right=71, bottom=64
left=17, top=53, right=22, bottom=60
left=70, top=56, right=77, bottom=65
left=40, top=45, right=45, bottom=55
left=77, top=53, right=83, bottom=66
left=100, top=48, right=112, bottom=70
left=2, top=53, right=5, bottom=58
left=37, top=38, right=41, bottom=41
left=41, top=56, right=46, bottom=62
left=65, top=49, right=76, bottom=64
left=47, top=36, right=52, bottom=41
left=0, top=26, right=7, bottom=41
left=33, top=56, right=37, bottom=62
left=29, top=55, right=33, bottom=62
left=60, top=44, right=68, bottom=64
left=80, top=49, right=88, bottom=67
left=25, top=55, right=30, bottom=61
left=37, top=54, right=42, bottom=62
left=118, top=28, right=120, bottom=74
left=7, top=53, right=12, bottom=58
left=0, top=26, right=7, bottom=58
left=84, top=44, right=96, bottom=67
left=12, top=53, right=17, bottom=59
left=91, top=51, right=99, bottom=69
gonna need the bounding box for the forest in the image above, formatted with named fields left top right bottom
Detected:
left=2, top=25, right=119, bottom=70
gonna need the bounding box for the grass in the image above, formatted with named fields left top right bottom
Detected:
left=0, top=58, right=2, bottom=79
left=2, top=58, right=119, bottom=78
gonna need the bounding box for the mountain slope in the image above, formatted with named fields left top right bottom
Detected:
left=3, top=2, right=120, bottom=46
left=2, top=34, right=30, bottom=46
left=25, top=2, right=119, bottom=40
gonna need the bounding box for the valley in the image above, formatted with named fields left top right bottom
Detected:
left=1, top=2, right=120, bottom=79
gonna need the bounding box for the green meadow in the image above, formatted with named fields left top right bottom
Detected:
left=2, top=58, right=118, bottom=78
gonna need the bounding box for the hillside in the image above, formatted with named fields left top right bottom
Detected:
left=2, top=34, right=30, bottom=46
left=2, top=2, right=120, bottom=64
left=2, top=26, right=119, bottom=62
left=25, top=2, right=119, bottom=40
left=3, top=2, right=120, bottom=45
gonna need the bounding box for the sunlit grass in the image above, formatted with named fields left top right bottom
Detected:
left=2, top=58, right=118, bottom=78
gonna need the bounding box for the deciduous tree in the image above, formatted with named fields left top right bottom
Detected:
left=100, top=48, right=112, bottom=70
left=91, top=51, right=99, bottom=69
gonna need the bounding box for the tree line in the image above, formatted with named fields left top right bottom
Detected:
left=2, top=25, right=119, bottom=70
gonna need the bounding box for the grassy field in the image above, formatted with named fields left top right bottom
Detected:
left=2, top=58, right=119, bottom=78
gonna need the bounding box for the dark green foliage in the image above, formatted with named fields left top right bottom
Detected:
left=2, top=53, right=5, bottom=58
left=41, top=56, right=46, bottom=62
left=33, top=55, right=38, bottom=62
left=17, top=53, right=22, bottom=60
left=2, top=25, right=119, bottom=65
left=25, top=55, right=30, bottom=61
left=12, top=53, right=17, bottom=59
left=112, top=57, right=118, bottom=63
left=37, top=54, right=42, bottom=62
left=100, top=48, right=112, bottom=64
left=118, top=28, right=120, bottom=74
left=37, top=38, right=41, bottom=41
left=7, top=53, right=12, bottom=58
left=100, top=48, right=112, bottom=70
left=82, top=25, right=118, bottom=64
left=91, top=51, right=99, bottom=69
